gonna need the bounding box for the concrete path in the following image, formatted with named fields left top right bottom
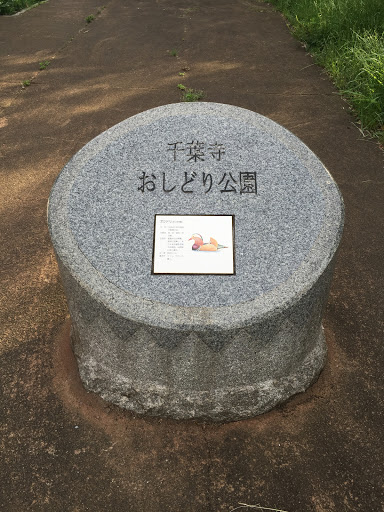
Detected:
left=0, top=0, right=383, bottom=510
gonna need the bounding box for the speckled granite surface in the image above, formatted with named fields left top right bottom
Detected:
left=48, top=103, right=344, bottom=420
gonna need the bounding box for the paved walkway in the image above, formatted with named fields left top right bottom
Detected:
left=0, top=1, right=383, bottom=510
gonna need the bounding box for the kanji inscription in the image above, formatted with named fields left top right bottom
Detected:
left=167, top=141, right=225, bottom=162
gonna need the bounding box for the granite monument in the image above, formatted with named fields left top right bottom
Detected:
left=48, top=103, right=344, bottom=421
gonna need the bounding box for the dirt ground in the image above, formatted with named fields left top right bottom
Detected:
left=0, top=1, right=383, bottom=511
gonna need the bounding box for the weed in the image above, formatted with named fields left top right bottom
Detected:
left=181, top=88, right=204, bottom=102
left=169, top=49, right=178, bottom=57
left=85, top=14, right=95, bottom=23
left=177, top=84, right=186, bottom=90
left=21, top=80, right=31, bottom=87
left=39, top=60, right=50, bottom=70
left=179, top=72, right=185, bottom=76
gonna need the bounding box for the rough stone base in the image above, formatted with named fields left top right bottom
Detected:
left=72, top=325, right=326, bottom=421
left=60, top=255, right=334, bottom=422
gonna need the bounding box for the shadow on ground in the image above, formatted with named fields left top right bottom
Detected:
left=0, top=0, right=383, bottom=510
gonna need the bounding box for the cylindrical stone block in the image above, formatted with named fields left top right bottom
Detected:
left=48, top=103, right=344, bottom=421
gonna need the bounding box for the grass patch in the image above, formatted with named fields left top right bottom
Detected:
left=181, top=87, right=204, bottom=102
left=0, top=0, right=43, bottom=15
left=268, top=0, right=384, bottom=143
left=39, top=60, right=50, bottom=70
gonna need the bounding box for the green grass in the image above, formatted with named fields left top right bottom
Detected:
left=0, top=0, right=42, bottom=15
left=181, top=88, right=204, bottom=102
left=177, top=84, right=204, bottom=101
left=39, top=60, right=50, bottom=70
left=268, top=0, right=384, bottom=142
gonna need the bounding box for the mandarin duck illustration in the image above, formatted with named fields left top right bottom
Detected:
left=188, top=233, right=228, bottom=251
